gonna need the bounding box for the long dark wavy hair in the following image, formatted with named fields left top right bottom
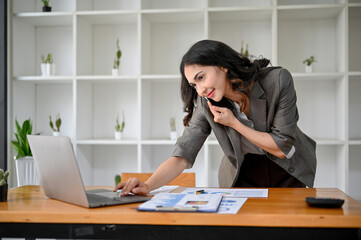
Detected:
left=180, top=39, right=279, bottom=126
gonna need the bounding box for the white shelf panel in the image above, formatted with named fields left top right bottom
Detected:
left=141, top=139, right=177, bottom=145
left=76, top=139, right=138, bottom=145
left=76, top=75, right=138, bottom=83
left=315, top=139, right=345, bottom=145
left=209, top=0, right=272, bottom=8
left=14, top=12, right=73, bottom=26
left=77, top=0, right=141, bottom=11
left=278, top=0, right=342, bottom=5
left=14, top=76, right=74, bottom=83
left=292, top=72, right=345, bottom=81
left=76, top=11, right=138, bottom=24
left=142, top=10, right=204, bottom=23
left=141, top=0, right=207, bottom=10
left=349, top=72, right=361, bottom=76
left=278, top=5, right=344, bottom=20
left=349, top=3, right=361, bottom=7
left=349, top=140, right=361, bottom=145
left=208, top=8, right=273, bottom=21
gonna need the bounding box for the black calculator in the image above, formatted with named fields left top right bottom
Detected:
left=305, top=197, right=345, bottom=208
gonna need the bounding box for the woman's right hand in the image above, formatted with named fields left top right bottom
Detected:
left=113, top=178, right=151, bottom=197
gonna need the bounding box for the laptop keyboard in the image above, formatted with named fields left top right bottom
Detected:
left=86, top=192, right=149, bottom=207
left=86, top=192, right=116, bottom=205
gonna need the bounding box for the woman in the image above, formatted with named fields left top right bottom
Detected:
left=115, top=40, right=317, bottom=196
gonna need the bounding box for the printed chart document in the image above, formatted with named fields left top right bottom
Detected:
left=218, top=197, right=248, bottom=214
left=137, top=193, right=223, bottom=212
left=181, top=188, right=268, bottom=198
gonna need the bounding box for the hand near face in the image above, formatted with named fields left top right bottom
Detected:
left=207, top=100, right=237, bottom=128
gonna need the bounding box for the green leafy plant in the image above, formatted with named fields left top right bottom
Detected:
left=113, top=38, right=122, bottom=69
left=49, top=113, right=61, bottom=132
left=115, top=174, right=121, bottom=186
left=303, top=56, right=316, bottom=66
left=170, top=117, right=176, bottom=132
left=240, top=40, right=249, bottom=58
left=41, top=53, right=53, bottom=64
left=41, top=0, right=50, bottom=7
left=11, top=118, right=33, bottom=159
left=0, top=169, right=9, bottom=186
left=115, top=111, right=125, bottom=132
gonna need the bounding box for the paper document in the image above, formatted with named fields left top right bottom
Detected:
left=218, top=197, right=247, bottom=214
left=148, top=185, right=179, bottom=196
left=181, top=188, right=268, bottom=198
left=137, top=193, right=223, bottom=212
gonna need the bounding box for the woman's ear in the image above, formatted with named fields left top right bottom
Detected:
left=220, top=66, right=228, bottom=73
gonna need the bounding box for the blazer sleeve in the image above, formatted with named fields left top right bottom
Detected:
left=172, top=97, right=211, bottom=168
left=268, top=69, right=299, bottom=159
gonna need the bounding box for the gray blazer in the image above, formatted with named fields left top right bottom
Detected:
left=172, top=68, right=317, bottom=187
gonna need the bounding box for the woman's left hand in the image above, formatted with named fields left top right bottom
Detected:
left=207, top=100, right=237, bottom=127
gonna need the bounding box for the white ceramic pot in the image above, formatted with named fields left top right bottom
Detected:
left=305, top=65, right=313, bottom=73
left=46, top=63, right=52, bottom=76
left=170, top=131, right=178, bottom=141
left=52, top=131, right=61, bottom=136
left=112, top=69, right=119, bottom=76
left=41, top=64, right=47, bottom=76
left=14, top=156, right=40, bottom=187
left=115, top=131, right=123, bottom=140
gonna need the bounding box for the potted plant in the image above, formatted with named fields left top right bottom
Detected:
left=114, top=111, right=125, bottom=140
left=41, top=53, right=55, bottom=76
left=0, top=169, right=9, bottom=202
left=49, top=113, right=61, bottom=136
left=41, top=0, right=52, bottom=12
left=170, top=117, right=177, bottom=140
left=303, top=56, right=316, bottom=73
left=240, top=40, right=249, bottom=58
left=11, top=118, right=40, bottom=187
left=112, top=38, right=122, bottom=76
left=115, top=174, right=121, bottom=186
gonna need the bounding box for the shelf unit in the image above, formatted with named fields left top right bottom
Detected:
left=8, top=0, right=361, bottom=201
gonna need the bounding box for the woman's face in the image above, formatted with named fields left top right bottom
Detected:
left=184, top=64, right=229, bottom=102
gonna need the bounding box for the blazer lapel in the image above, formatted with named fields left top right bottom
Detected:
left=250, top=82, right=267, bottom=132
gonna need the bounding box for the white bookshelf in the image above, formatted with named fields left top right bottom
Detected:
left=8, top=0, right=361, bottom=201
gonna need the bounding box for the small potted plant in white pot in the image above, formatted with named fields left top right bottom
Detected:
left=49, top=113, right=61, bottom=136
left=170, top=117, right=177, bottom=141
left=114, top=111, right=125, bottom=140
left=112, top=38, right=122, bottom=76
left=303, top=56, right=316, bottom=73
left=41, top=53, right=55, bottom=76
left=41, top=0, right=52, bottom=12
left=0, top=169, right=9, bottom=202
left=11, top=118, right=40, bottom=187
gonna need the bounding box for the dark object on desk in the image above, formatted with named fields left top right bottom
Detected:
left=0, top=183, right=8, bottom=202
left=306, top=197, right=344, bottom=208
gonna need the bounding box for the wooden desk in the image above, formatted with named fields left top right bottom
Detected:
left=1, top=186, right=361, bottom=240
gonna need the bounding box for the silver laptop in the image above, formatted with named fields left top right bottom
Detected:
left=27, top=135, right=149, bottom=208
